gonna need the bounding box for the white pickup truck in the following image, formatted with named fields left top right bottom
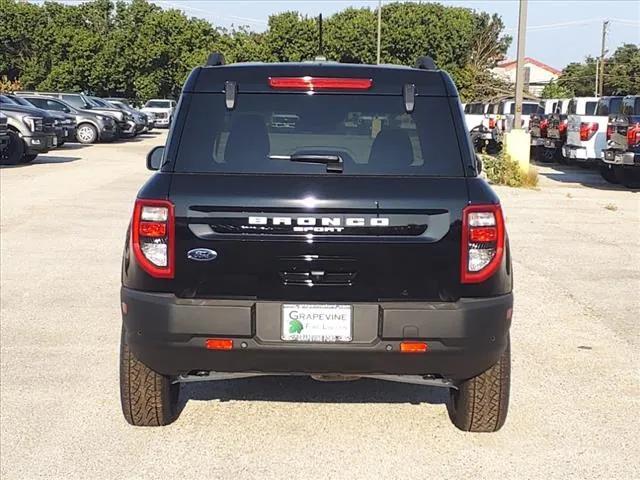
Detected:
left=463, top=102, right=491, bottom=151
left=562, top=96, right=622, bottom=165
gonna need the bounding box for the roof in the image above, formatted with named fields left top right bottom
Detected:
left=186, top=62, right=459, bottom=97
left=496, top=57, right=561, bottom=76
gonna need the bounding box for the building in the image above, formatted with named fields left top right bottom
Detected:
left=492, top=57, right=561, bottom=97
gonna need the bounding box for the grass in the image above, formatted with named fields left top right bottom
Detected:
left=480, top=153, right=539, bottom=188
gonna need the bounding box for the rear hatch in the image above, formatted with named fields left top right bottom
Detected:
left=168, top=78, right=469, bottom=303
left=547, top=113, right=566, bottom=140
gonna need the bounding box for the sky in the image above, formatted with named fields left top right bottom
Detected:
left=151, top=0, right=640, bottom=69
left=33, top=0, right=640, bottom=69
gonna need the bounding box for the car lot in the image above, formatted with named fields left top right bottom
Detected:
left=0, top=132, right=638, bottom=479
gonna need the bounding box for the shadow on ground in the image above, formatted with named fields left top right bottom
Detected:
left=178, top=376, right=449, bottom=413
left=0, top=155, right=81, bottom=168
left=534, top=161, right=637, bottom=191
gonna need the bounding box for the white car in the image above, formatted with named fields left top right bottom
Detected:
left=141, top=99, right=176, bottom=128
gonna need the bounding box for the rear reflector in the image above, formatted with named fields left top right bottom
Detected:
left=400, top=342, right=428, bottom=353
left=139, top=221, right=167, bottom=237
left=269, top=77, right=373, bottom=91
left=205, top=338, right=233, bottom=350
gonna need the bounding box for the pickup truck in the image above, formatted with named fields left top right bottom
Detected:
left=483, top=99, right=541, bottom=151
left=537, top=98, right=573, bottom=163
left=141, top=99, right=176, bottom=128
left=601, top=95, right=640, bottom=188
left=530, top=98, right=566, bottom=161
left=563, top=96, right=621, bottom=166
left=0, top=95, right=58, bottom=164
left=0, top=112, right=9, bottom=156
left=119, top=54, right=514, bottom=432
left=18, top=94, right=118, bottom=144
left=463, top=102, right=491, bottom=152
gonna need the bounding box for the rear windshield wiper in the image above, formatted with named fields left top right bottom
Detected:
left=270, top=154, right=343, bottom=173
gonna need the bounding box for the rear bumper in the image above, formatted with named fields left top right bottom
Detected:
left=563, top=144, right=593, bottom=162
left=121, top=288, right=513, bottom=380
left=602, top=150, right=639, bottom=166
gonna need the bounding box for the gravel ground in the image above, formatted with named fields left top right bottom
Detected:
left=1, top=133, right=638, bottom=479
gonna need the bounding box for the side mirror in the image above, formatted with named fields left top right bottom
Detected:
left=475, top=154, right=483, bottom=175
left=147, top=146, right=165, bottom=171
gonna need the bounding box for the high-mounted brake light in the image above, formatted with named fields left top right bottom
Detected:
left=579, top=122, right=598, bottom=141
left=461, top=204, right=505, bottom=284
left=131, top=199, right=175, bottom=278
left=268, top=77, right=372, bottom=91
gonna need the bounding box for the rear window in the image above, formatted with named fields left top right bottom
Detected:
left=506, top=103, right=541, bottom=115
left=174, top=94, right=464, bottom=176
left=146, top=100, right=171, bottom=108
left=622, top=97, right=640, bottom=115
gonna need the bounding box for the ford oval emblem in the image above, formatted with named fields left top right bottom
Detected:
left=187, top=248, right=217, bottom=262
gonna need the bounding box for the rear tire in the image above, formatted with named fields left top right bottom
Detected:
left=21, top=154, right=38, bottom=164
left=76, top=123, right=98, bottom=144
left=447, top=337, right=510, bottom=432
left=616, top=167, right=640, bottom=189
left=1, top=131, right=25, bottom=165
left=600, top=164, right=619, bottom=184
left=119, top=327, right=180, bottom=426
left=541, top=147, right=556, bottom=163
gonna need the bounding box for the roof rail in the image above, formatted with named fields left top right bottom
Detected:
left=415, top=56, right=437, bottom=70
left=206, top=53, right=225, bottom=67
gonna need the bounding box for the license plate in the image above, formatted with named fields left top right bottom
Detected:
left=281, top=304, right=352, bottom=342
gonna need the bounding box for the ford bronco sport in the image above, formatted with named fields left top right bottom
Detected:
left=120, top=54, right=513, bottom=432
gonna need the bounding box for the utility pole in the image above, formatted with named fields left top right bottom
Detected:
left=598, top=20, right=609, bottom=97
left=376, top=0, right=382, bottom=64
left=513, top=0, right=528, bottom=130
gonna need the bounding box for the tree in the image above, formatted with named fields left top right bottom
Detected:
left=0, top=0, right=512, bottom=102
left=540, top=80, right=573, bottom=99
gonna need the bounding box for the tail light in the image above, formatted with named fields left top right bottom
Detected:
left=579, top=122, right=599, bottom=141
left=461, top=204, right=505, bottom=284
left=607, top=124, right=615, bottom=140
left=269, top=77, right=372, bottom=90
left=131, top=199, right=175, bottom=278
left=489, top=118, right=496, bottom=129
left=558, top=120, right=568, bottom=135
left=627, top=123, right=640, bottom=147
left=540, top=118, right=549, bottom=137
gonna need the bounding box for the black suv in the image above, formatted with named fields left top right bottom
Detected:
left=120, top=54, right=514, bottom=432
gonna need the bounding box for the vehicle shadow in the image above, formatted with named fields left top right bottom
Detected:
left=0, top=155, right=81, bottom=168
left=177, top=376, right=449, bottom=413
left=56, top=143, right=92, bottom=151
left=535, top=161, right=635, bottom=191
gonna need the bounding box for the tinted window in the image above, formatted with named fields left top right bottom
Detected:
left=146, top=100, right=171, bottom=108
left=567, top=100, right=577, bottom=114
left=585, top=101, right=597, bottom=115
left=0, top=95, right=17, bottom=105
left=175, top=94, right=464, bottom=176
left=62, top=95, right=86, bottom=109
left=507, top=103, right=541, bottom=115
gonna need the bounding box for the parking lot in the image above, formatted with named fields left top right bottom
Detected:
left=0, top=132, right=638, bottom=479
